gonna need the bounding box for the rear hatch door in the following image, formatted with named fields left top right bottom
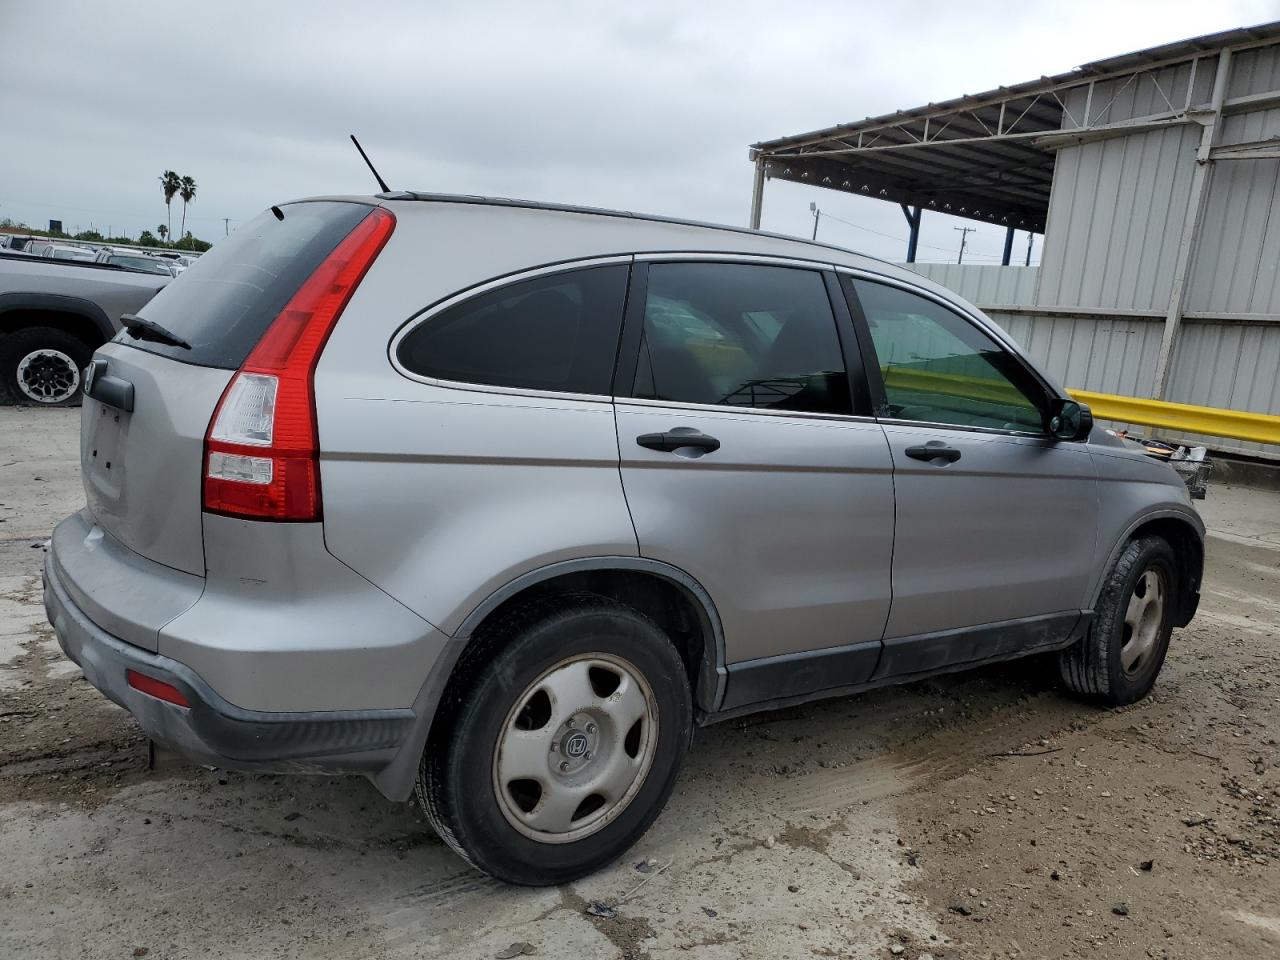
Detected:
left=82, top=348, right=231, bottom=575
left=81, top=200, right=378, bottom=578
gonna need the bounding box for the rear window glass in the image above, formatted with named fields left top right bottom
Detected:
left=396, top=265, right=629, bottom=396
left=109, top=255, right=171, bottom=275
left=121, top=201, right=372, bottom=369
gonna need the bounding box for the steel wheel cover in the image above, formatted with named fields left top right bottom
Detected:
left=1120, top=567, right=1165, bottom=677
left=492, top=652, right=659, bottom=844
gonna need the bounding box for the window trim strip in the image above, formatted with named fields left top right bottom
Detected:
left=615, top=394, right=881, bottom=425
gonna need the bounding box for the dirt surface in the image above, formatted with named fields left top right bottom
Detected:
left=1, top=405, right=1277, bottom=959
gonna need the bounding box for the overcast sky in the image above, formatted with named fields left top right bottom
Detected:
left=2, top=1, right=1275, bottom=263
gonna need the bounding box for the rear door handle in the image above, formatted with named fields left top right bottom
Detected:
left=904, top=441, right=961, bottom=464
left=636, top=430, right=721, bottom=454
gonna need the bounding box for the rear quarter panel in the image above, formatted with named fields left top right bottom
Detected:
left=316, top=387, right=637, bottom=635
left=314, top=203, right=646, bottom=635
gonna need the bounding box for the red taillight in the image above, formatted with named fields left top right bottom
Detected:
left=203, top=207, right=395, bottom=520
left=126, top=669, right=191, bottom=707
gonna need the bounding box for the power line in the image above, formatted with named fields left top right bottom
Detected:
left=813, top=210, right=944, bottom=250
left=953, top=226, right=976, bottom=264
left=815, top=209, right=1005, bottom=260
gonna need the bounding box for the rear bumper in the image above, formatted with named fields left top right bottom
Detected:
left=44, top=549, right=415, bottom=775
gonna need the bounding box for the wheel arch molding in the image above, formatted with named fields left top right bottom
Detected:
left=454, top=556, right=728, bottom=714
left=0, top=293, right=115, bottom=343
left=1094, top=509, right=1204, bottom=627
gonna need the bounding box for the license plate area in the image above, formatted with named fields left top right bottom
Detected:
left=83, top=400, right=127, bottom=500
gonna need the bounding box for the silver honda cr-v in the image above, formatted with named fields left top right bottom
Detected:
left=44, top=193, right=1203, bottom=884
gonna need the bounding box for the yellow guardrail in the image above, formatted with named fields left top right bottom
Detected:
left=876, top=367, right=1280, bottom=445
left=882, top=367, right=1025, bottom=405
left=1067, top=389, right=1280, bottom=446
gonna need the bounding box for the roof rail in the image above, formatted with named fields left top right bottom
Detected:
left=375, top=190, right=896, bottom=267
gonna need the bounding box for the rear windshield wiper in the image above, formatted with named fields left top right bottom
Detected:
left=119, top=313, right=191, bottom=350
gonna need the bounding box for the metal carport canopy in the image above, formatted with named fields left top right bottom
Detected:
left=747, top=22, right=1280, bottom=235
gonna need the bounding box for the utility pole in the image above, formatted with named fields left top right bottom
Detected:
left=809, top=202, right=821, bottom=240
left=953, top=226, right=976, bottom=264
left=1025, top=232, right=1035, bottom=266
left=223, top=218, right=231, bottom=237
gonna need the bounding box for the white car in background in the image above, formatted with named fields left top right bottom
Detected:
left=94, top=249, right=177, bottom=277
left=153, top=251, right=198, bottom=273
left=42, top=245, right=98, bottom=262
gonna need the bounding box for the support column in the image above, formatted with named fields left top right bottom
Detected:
left=1001, top=226, right=1015, bottom=266
left=749, top=154, right=766, bottom=229
left=900, top=203, right=922, bottom=263
left=1153, top=49, right=1232, bottom=400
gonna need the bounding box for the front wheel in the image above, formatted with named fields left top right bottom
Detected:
left=1060, top=536, right=1178, bottom=706
left=417, top=596, right=693, bottom=885
left=0, top=326, right=93, bottom=406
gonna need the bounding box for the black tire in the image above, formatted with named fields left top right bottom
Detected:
left=0, top=326, right=92, bottom=406
left=1060, top=536, right=1178, bottom=706
left=416, top=594, right=693, bottom=885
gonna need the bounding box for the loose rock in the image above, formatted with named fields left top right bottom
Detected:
left=495, top=943, right=535, bottom=959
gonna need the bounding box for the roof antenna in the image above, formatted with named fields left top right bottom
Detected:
left=350, top=134, right=391, bottom=193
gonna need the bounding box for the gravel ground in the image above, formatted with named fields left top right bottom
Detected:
left=0, top=405, right=1277, bottom=960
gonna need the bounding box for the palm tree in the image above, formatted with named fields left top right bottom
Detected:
left=159, top=170, right=181, bottom=245
left=157, top=224, right=168, bottom=243
left=178, top=175, right=197, bottom=241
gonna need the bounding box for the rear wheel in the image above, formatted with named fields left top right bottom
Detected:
left=0, top=327, right=92, bottom=406
left=417, top=596, right=692, bottom=885
left=1060, top=536, right=1177, bottom=706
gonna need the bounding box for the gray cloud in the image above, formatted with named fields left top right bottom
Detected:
left=1, top=0, right=1273, bottom=262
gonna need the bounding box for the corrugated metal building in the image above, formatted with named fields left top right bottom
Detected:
left=749, top=23, right=1280, bottom=458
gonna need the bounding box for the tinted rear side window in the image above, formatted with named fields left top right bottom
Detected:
left=124, top=201, right=373, bottom=368
left=633, top=262, right=851, bottom=415
left=396, top=265, right=629, bottom=396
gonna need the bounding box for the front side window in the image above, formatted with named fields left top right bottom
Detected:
left=397, top=264, right=629, bottom=396
left=851, top=279, right=1046, bottom=433
left=633, top=262, right=850, bottom=415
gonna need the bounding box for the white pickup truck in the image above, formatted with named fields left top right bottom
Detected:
left=0, top=252, right=171, bottom=404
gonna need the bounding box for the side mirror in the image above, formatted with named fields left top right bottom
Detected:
left=1047, top=398, right=1092, bottom=441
